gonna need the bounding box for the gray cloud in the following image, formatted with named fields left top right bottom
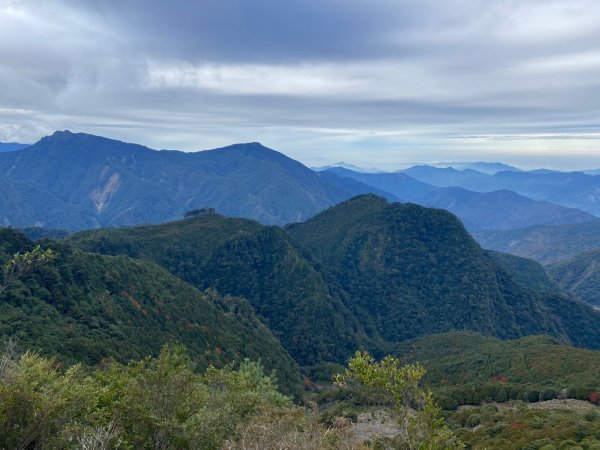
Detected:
left=1, top=0, right=600, bottom=170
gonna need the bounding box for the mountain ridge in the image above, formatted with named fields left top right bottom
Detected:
left=68, top=195, right=600, bottom=366
left=0, top=131, right=393, bottom=230
left=325, top=167, right=597, bottom=231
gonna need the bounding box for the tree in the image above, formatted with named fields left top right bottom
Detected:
left=0, top=245, right=57, bottom=293
left=334, top=351, right=463, bottom=449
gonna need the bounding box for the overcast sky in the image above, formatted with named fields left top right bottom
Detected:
left=1, top=0, right=600, bottom=169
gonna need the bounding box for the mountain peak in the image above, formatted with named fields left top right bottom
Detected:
left=52, top=130, right=74, bottom=137
left=44, top=130, right=76, bottom=142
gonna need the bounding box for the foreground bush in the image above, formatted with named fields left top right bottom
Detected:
left=0, top=342, right=292, bottom=449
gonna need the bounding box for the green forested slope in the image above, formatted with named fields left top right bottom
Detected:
left=547, top=249, right=600, bottom=307
left=287, top=195, right=600, bottom=348
left=320, top=332, right=600, bottom=417
left=0, top=228, right=301, bottom=390
left=70, top=215, right=378, bottom=365
left=486, top=250, right=563, bottom=294
left=70, top=195, right=600, bottom=368
left=398, top=332, right=600, bottom=404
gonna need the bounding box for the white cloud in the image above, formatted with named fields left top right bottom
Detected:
left=1, top=0, right=600, bottom=170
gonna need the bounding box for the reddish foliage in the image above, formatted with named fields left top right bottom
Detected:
left=510, top=422, right=522, bottom=430
left=489, top=374, right=509, bottom=384
left=588, top=391, right=599, bottom=404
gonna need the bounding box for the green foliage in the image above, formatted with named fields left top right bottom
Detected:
left=0, top=228, right=301, bottom=393
left=335, top=351, right=464, bottom=449
left=69, top=195, right=600, bottom=367
left=1, top=244, right=57, bottom=293
left=447, top=404, right=600, bottom=450
left=396, top=332, right=600, bottom=409
left=486, top=250, right=562, bottom=295
left=0, top=343, right=295, bottom=449
left=69, top=215, right=377, bottom=366
left=287, top=195, right=600, bottom=349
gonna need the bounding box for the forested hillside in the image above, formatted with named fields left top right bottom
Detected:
left=0, top=228, right=301, bottom=390
left=287, top=195, right=600, bottom=348
left=486, top=250, right=563, bottom=294
left=396, top=332, right=600, bottom=408
left=69, top=195, right=600, bottom=370
left=69, top=215, right=378, bottom=366
left=547, top=249, right=600, bottom=307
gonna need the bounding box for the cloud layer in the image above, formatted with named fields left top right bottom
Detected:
left=1, top=0, right=600, bottom=169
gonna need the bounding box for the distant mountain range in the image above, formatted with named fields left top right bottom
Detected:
left=324, top=167, right=597, bottom=232
left=474, top=221, right=600, bottom=264
left=312, top=161, right=382, bottom=173
left=399, top=165, right=491, bottom=187
left=0, top=142, right=29, bottom=152
left=0, top=131, right=394, bottom=230
left=2, top=130, right=600, bottom=237
left=401, top=165, right=600, bottom=216
left=427, top=161, right=520, bottom=174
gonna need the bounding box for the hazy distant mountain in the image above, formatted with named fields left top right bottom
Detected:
left=474, top=221, right=600, bottom=264
left=312, top=161, right=382, bottom=173
left=400, top=166, right=600, bottom=217
left=0, top=131, right=393, bottom=230
left=326, top=167, right=596, bottom=231
left=324, top=167, right=436, bottom=200
left=457, top=170, right=600, bottom=216
left=399, top=165, right=491, bottom=187
left=0, top=142, right=29, bottom=152
left=430, top=162, right=520, bottom=175
left=417, top=187, right=596, bottom=231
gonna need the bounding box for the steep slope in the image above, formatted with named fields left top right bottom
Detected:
left=547, top=250, right=600, bottom=308
left=68, top=215, right=377, bottom=366
left=0, top=228, right=301, bottom=389
left=70, top=196, right=600, bottom=364
left=474, top=221, right=600, bottom=264
left=327, top=168, right=595, bottom=231
left=486, top=250, right=562, bottom=295
left=287, top=195, right=600, bottom=348
left=0, top=131, right=387, bottom=230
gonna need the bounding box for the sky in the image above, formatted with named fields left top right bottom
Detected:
left=1, top=0, right=600, bottom=170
